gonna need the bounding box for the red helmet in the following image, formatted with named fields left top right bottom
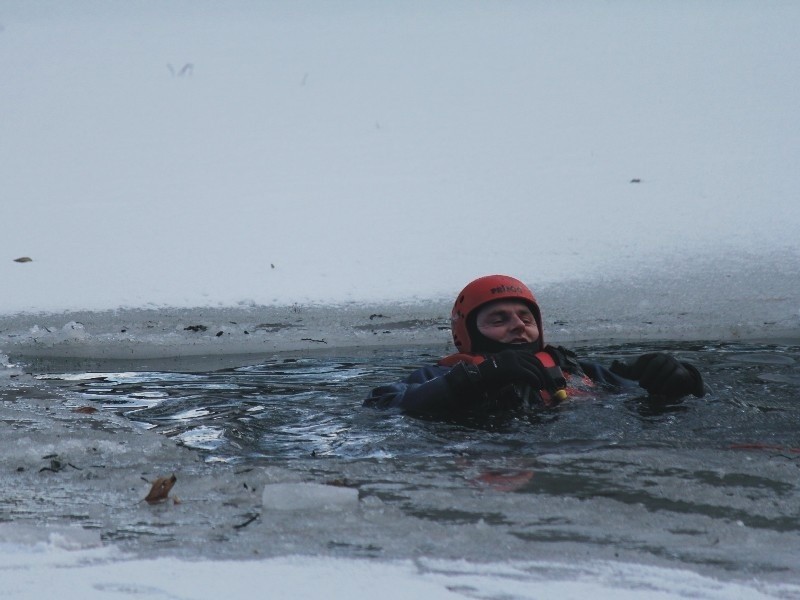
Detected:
left=450, top=275, right=543, bottom=353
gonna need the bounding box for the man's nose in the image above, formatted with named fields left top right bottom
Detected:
left=509, top=314, right=526, bottom=328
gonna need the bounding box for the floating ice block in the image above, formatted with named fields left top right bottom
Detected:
left=261, top=482, right=359, bottom=511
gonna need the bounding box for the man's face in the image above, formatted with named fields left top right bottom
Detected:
left=475, top=300, right=540, bottom=345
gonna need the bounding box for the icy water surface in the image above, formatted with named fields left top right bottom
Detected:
left=37, top=341, right=800, bottom=463
left=12, top=341, right=800, bottom=583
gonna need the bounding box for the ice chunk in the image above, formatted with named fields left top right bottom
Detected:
left=61, top=321, right=87, bottom=339
left=262, top=482, right=359, bottom=511
left=0, top=353, right=22, bottom=379
left=0, top=523, right=102, bottom=550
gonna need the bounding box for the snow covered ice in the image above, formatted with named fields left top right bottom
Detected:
left=1, top=1, right=800, bottom=598
left=2, top=0, right=799, bottom=317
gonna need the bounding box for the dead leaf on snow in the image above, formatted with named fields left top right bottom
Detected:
left=144, top=474, right=177, bottom=504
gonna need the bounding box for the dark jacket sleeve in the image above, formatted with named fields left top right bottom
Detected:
left=364, top=364, right=463, bottom=413
left=578, top=360, right=640, bottom=391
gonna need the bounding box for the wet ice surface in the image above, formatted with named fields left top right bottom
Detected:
left=2, top=340, right=799, bottom=587
left=2, top=255, right=799, bottom=360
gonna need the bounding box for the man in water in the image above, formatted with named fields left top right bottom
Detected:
left=365, top=274, right=705, bottom=414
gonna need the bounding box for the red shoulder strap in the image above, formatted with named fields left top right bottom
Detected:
left=437, top=353, right=486, bottom=367
left=438, top=350, right=556, bottom=368
left=534, top=350, right=556, bottom=368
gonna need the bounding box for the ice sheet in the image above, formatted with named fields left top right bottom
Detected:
left=2, top=0, right=799, bottom=317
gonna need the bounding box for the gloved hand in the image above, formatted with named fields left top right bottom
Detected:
left=445, top=349, right=552, bottom=398
left=610, top=353, right=705, bottom=398
left=476, top=349, right=548, bottom=388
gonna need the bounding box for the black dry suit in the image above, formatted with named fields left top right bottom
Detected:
left=364, top=345, right=642, bottom=415
left=365, top=274, right=705, bottom=415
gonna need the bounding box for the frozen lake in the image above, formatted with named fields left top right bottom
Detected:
left=2, top=0, right=799, bottom=597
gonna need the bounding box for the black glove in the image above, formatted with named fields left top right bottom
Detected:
left=445, top=349, right=550, bottom=395
left=610, top=353, right=705, bottom=398
left=476, top=349, right=548, bottom=388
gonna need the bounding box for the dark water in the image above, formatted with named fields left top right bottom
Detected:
left=25, top=340, right=800, bottom=581
left=41, top=341, right=800, bottom=464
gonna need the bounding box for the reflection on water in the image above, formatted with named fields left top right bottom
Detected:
left=41, top=341, right=800, bottom=463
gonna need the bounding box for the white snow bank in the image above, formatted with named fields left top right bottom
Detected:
left=0, top=535, right=796, bottom=600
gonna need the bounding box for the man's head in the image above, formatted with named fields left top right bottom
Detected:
left=450, top=275, right=543, bottom=354
left=475, top=299, right=540, bottom=346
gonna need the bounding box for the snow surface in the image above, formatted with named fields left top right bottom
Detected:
left=1, top=1, right=800, bottom=597
left=2, top=544, right=798, bottom=600
left=2, top=0, right=799, bottom=314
